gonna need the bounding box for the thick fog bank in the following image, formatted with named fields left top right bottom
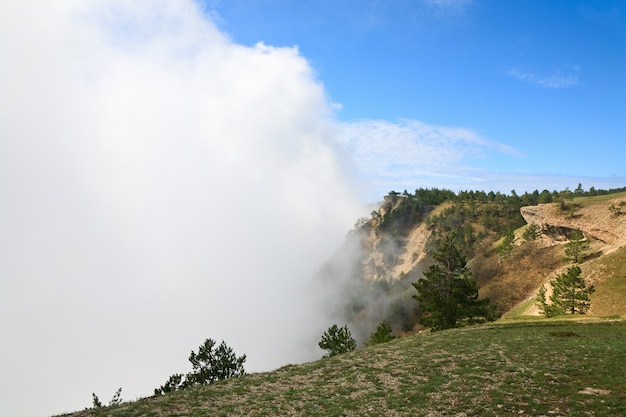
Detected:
left=0, top=1, right=361, bottom=415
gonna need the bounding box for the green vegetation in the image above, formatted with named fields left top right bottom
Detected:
left=591, top=246, right=626, bottom=317
left=551, top=266, right=595, bottom=314
left=90, top=387, right=122, bottom=409
left=342, top=185, right=625, bottom=335
left=412, top=235, right=499, bottom=330
left=609, top=200, right=626, bottom=216
left=154, top=338, right=246, bottom=395
left=497, top=230, right=515, bottom=256
left=537, top=283, right=562, bottom=318
left=522, top=222, right=540, bottom=241
left=59, top=321, right=626, bottom=417
left=376, top=188, right=455, bottom=237
left=425, top=192, right=527, bottom=258
left=537, top=265, right=596, bottom=317
left=318, top=324, right=357, bottom=357
left=90, top=394, right=102, bottom=409
left=564, top=229, right=590, bottom=264
left=366, top=321, right=395, bottom=346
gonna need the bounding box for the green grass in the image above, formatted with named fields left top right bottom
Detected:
left=591, top=246, right=626, bottom=317
left=58, top=320, right=626, bottom=417
left=502, top=295, right=541, bottom=320
left=573, top=190, right=626, bottom=207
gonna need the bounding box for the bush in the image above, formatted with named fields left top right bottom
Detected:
left=366, top=321, right=395, bottom=346
left=498, top=231, right=515, bottom=256
left=523, top=223, right=540, bottom=241
left=609, top=201, right=626, bottom=216
left=318, top=324, right=356, bottom=357
left=91, top=387, right=122, bottom=409
left=154, top=338, right=246, bottom=395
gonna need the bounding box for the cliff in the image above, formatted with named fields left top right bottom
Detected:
left=327, top=191, right=626, bottom=330
left=520, top=195, right=626, bottom=251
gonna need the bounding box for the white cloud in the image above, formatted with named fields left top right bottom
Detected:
left=507, top=66, right=581, bottom=88
left=335, top=118, right=625, bottom=197
left=0, top=1, right=361, bottom=416
left=335, top=118, right=522, bottom=197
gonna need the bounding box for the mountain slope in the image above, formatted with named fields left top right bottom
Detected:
left=58, top=320, right=626, bottom=417
left=323, top=190, right=626, bottom=334
left=511, top=193, right=626, bottom=317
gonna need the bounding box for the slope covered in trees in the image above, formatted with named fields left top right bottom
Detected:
left=320, top=186, right=626, bottom=341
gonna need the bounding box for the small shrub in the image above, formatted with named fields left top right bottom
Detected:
left=109, top=387, right=122, bottom=406
left=523, top=223, right=540, bottom=241
left=609, top=202, right=625, bottom=216
left=91, top=393, right=102, bottom=409
left=154, top=338, right=246, bottom=395
left=498, top=231, right=515, bottom=256
left=91, top=387, right=122, bottom=409
left=319, top=324, right=356, bottom=357
left=366, top=322, right=395, bottom=346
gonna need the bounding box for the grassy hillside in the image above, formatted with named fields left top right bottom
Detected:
left=589, top=246, right=626, bottom=317
left=57, top=189, right=626, bottom=416
left=59, top=320, right=626, bottom=417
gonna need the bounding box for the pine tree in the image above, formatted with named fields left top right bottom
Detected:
left=92, top=393, right=102, bottom=408
left=318, top=324, right=356, bottom=357
left=412, top=235, right=499, bottom=331
left=550, top=266, right=595, bottom=314
left=154, top=374, right=184, bottom=395
left=564, top=229, right=590, bottom=264
left=523, top=223, right=540, bottom=241
left=154, top=338, right=246, bottom=395
left=108, top=388, right=122, bottom=406
left=536, top=284, right=564, bottom=318
left=366, top=321, right=395, bottom=346
left=185, top=339, right=247, bottom=387
left=498, top=231, right=516, bottom=256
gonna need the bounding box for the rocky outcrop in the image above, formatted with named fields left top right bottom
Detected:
left=520, top=196, right=626, bottom=251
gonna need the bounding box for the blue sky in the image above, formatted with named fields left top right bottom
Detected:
left=205, top=0, right=625, bottom=198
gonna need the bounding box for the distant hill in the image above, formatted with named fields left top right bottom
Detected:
left=318, top=189, right=626, bottom=340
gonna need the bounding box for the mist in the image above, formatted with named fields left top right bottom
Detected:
left=0, top=1, right=362, bottom=415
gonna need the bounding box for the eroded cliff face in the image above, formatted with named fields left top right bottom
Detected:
left=359, top=222, right=430, bottom=282
left=520, top=196, right=626, bottom=251
left=360, top=196, right=431, bottom=282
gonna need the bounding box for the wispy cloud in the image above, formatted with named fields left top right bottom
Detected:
left=507, top=66, right=581, bottom=88
left=335, top=119, right=523, bottom=197
left=334, top=118, right=626, bottom=198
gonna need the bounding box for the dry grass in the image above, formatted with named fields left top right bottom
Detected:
left=475, top=243, right=562, bottom=313
left=588, top=246, right=626, bottom=316
left=57, top=321, right=626, bottom=417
